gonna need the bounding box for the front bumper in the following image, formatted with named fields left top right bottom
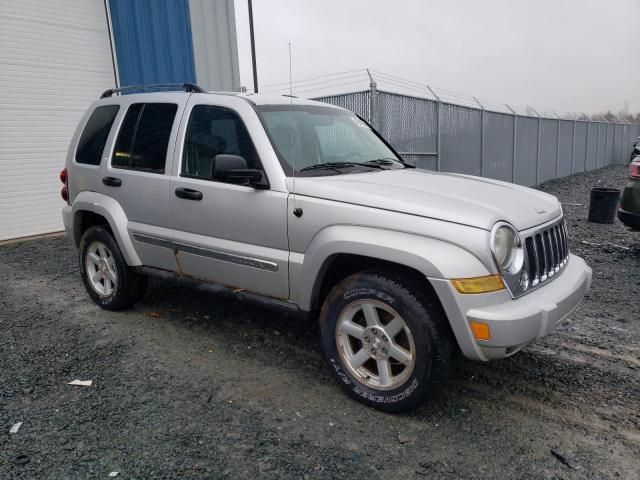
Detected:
left=618, top=208, right=640, bottom=230
left=430, top=254, right=592, bottom=361
left=619, top=180, right=640, bottom=229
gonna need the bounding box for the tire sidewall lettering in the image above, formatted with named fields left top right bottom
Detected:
left=334, top=355, right=419, bottom=404
left=343, top=288, right=395, bottom=305
left=330, top=358, right=352, bottom=385
left=351, top=378, right=419, bottom=404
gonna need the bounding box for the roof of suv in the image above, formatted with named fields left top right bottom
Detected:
left=98, top=83, right=337, bottom=109
left=234, top=92, right=332, bottom=107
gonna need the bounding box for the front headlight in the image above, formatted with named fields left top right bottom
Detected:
left=490, top=222, right=524, bottom=274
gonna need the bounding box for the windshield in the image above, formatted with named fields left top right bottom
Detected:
left=257, top=104, right=404, bottom=176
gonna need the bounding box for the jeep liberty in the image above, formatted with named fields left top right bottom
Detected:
left=61, top=84, right=592, bottom=412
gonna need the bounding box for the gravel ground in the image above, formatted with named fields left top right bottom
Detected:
left=1, top=165, right=639, bottom=479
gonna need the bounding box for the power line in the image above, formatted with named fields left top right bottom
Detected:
left=292, top=79, right=371, bottom=96
left=260, top=68, right=367, bottom=89
left=260, top=72, right=368, bottom=94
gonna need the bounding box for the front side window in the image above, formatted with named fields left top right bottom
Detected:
left=112, top=103, right=178, bottom=173
left=258, top=105, right=403, bottom=176
left=76, top=105, right=119, bottom=165
left=182, top=105, right=260, bottom=180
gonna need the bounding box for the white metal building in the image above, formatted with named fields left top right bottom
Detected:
left=0, top=0, right=239, bottom=241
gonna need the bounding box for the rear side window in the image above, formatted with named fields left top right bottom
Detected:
left=112, top=103, right=178, bottom=173
left=75, top=105, right=119, bottom=165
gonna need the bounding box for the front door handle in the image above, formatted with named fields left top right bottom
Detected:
left=102, top=176, right=122, bottom=187
left=175, top=187, right=203, bottom=201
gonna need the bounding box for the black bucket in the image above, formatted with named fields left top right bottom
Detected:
left=588, top=187, right=621, bottom=224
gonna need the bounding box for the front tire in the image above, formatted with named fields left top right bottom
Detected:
left=79, top=226, right=147, bottom=310
left=319, top=271, right=452, bottom=412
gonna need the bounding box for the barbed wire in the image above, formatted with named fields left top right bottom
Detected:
left=251, top=68, right=633, bottom=123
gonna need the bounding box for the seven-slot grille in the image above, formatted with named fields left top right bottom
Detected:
left=523, top=219, right=569, bottom=290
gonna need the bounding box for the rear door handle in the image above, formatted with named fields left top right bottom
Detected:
left=102, top=176, right=122, bottom=187
left=175, top=187, right=203, bottom=201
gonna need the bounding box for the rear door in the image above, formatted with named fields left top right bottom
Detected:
left=167, top=95, right=289, bottom=299
left=99, top=94, right=188, bottom=271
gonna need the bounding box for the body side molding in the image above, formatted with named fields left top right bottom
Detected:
left=133, top=234, right=279, bottom=272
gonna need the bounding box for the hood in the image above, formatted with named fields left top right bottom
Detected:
left=291, top=169, right=561, bottom=231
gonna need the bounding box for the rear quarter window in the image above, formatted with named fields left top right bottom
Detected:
left=112, top=103, right=178, bottom=174
left=75, top=105, right=120, bottom=165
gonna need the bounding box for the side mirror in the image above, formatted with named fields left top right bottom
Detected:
left=213, top=154, right=268, bottom=189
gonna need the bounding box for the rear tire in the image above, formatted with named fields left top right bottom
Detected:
left=319, top=271, right=452, bottom=412
left=79, top=226, right=147, bottom=310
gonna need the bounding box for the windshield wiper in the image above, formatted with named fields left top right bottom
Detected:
left=300, top=161, right=385, bottom=172
left=365, top=158, right=415, bottom=168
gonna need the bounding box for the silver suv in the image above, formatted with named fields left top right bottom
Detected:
left=61, top=83, right=592, bottom=412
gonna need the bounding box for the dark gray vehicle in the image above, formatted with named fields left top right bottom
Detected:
left=618, top=156, right=640, bottom=230
left=61, top=84, right=592, bottom=412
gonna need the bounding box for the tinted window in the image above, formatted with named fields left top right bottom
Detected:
left=112, top=104, right=142, bottom=167
left=182, top=105, right=260, bottom=179
left=112, top=103, right=177, bottom=173
left=76, top=105, right=119, bottom=165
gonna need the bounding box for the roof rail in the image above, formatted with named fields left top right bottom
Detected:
left=100, top=83, right=206, bottom=99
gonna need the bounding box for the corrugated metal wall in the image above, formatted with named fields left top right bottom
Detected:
left=108, top=0, right=197, bottom=86
left=483, top=112, right=514, bottom=182
left=536, top=119, right=555, bottom=184
left=317, top=90, right=371, bottom=122
left=188, top=0, right=240, bottom=91
left=440, top=104, right=482, bottom=176
left=316, top=89, right=639, bottom=187
left=0, top=0, right=116, bottom=241
left=377, top=92, right=438, bottom=170
left=573, top=122, right=588, bottom=174
left=0, top=0, right=241, bottom=240
left=514, top=117, right=539, bottom=186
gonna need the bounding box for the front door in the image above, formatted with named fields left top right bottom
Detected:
left=168, top=98, right=289, bottom=299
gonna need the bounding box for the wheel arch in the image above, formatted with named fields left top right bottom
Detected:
left=294, top=225, right=491, bottom=313
left=70, top=192, right=141, bottom=266
left=73, top=211, right=112, bottom=245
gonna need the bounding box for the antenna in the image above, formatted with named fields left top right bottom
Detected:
left=289, top=43, right=293, bottom=98
left=289, top=42, right=297, bottom=214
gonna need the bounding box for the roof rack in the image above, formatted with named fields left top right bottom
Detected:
left=100, top=83, right=206, bottom=99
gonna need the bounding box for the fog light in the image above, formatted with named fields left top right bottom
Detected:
left=451, top=275, right=505, bottom=294
left=470, top=321, right=491, bottom=341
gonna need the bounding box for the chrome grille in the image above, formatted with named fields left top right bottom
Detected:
left=522, top=218, right=569, bottom=292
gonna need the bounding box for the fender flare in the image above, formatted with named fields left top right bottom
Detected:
left=70, top=192, right=141, bottom=266
left=293, top=225, right=491, bottom=311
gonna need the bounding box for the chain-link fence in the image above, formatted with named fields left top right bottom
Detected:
left=314, top=88, right=638, bottom=186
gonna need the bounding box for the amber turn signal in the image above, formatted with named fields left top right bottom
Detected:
left=470, top=321, right=491, bottom=341
left=450, top=274, right=505, bottom=294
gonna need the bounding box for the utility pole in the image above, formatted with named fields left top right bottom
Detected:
left=248, top=0, right=259, bottom=93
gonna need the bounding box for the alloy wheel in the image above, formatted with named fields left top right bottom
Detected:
left=336, top=299, right=416, bottom=391
left=85, top=241, right=117, bottom=296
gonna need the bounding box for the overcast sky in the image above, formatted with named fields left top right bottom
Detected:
left=234, top=0, right=640, bottom=115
